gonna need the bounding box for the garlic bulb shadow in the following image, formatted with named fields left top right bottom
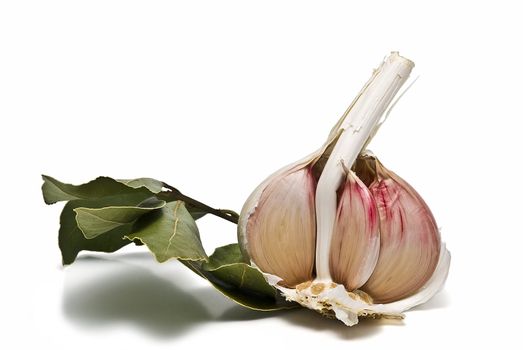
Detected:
left=280, top=308, right=391, bottom=340
left=217, top=303, right=392, bottom=340
left=411, top=290, right=451, bottom=311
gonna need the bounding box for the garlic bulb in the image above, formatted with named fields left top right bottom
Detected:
left=238, top=52, right=451, bottom=326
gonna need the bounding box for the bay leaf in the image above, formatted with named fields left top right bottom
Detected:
left=74, top=198, right=166, bottom=239
left=188, top=244, right=297, bottom=311
left=125, top=201, right=208, bottom=263
left=117, top=178, right=164, bottom=193
left=42, top=175, right=153, bottom=204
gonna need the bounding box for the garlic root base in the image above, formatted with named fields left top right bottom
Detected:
left=261, top=242, right=450, bottom=326
left=276, top=281, right=404, bottom=326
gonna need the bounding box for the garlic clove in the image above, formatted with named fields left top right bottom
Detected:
left=244, top=167, right=317, bottom=287
left=329, top=171, right=380, bottom=291
left=361, top=158, right=441, bottom=303
left=377, top=243, right=451, bottom=313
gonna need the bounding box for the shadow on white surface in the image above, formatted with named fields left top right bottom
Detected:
left=280, top=309, right=395, bottom=339
left=63, top=256, right=211, bottom=338
left=219, top=305, right=396, bottom=339
left=218, top=304, right=285, bottom=321
left=410, top=290, right=451, bottom=311
left=62, top=253, right=449, bottom=340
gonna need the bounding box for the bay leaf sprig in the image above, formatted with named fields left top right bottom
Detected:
left=42, top=175, right=296, bottom=311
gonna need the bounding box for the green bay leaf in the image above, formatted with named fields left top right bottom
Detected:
left=117, top=178, right=164, bottom=193
left=184, top=204, right=207, bottom=220
left=181, top=244, right=298, bottom=311
left=202, top=243, right=244, bottom=269
left=58, top=194, right=153, bottom=265
left=202, top=244, right=277, bottom=299
left=125, top=201, right=208, bottom=263
left=42, top=175, right=153, bottom=204
left=74, top=198, right=166, bottom=239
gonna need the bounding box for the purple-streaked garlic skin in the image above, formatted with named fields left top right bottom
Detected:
left=330, top=172, right=380, bottom=291
left=246, top=167, right=317, bottom=287
left=362, top=160, right=441, bottom=303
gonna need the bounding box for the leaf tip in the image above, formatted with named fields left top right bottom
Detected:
left=41, top=174, right=57, bottom=205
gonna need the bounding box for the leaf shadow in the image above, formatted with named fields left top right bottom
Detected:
left=62, top=255, right=212, bottom=339
left=218, top=304, right=287, bottom=321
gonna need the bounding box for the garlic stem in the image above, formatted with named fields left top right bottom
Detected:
left=314, top=52, right=414, bottom=281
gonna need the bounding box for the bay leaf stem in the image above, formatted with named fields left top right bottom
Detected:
left=160, top=182, right=239, bottom=224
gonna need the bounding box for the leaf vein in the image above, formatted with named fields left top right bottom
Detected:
left=77, top=210, right=133, bottom=225
left=239, top=265, right=247, bottom=289
left=163, top=201, right=182, bottom=260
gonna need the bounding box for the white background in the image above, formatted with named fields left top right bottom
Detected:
left=1, top=0, right=521, bottom=348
